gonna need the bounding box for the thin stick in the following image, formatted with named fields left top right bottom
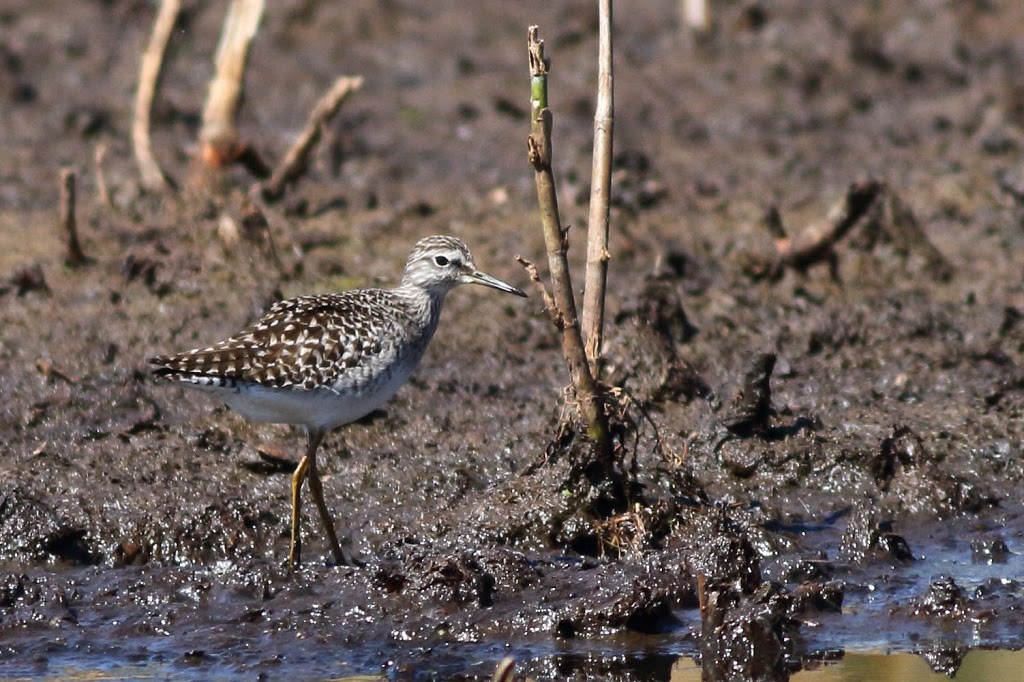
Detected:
left=775, top=179, right=883, bottom=272
left=515, top=256, right=558, bottom=323
left=133, top=0, right=179, bottom=192
left=258, top=75, right=364, bottom=202
left=59, top=168, right=88, bottom=267
left=199, top=0, right=265, bottom=168
left=526, top=26, right=610, bottom=453
left=681, top=0, right=710, bottom=32
left=94, top=143, right=112, bottom=208
left=581, top=0, right=614, bottom=373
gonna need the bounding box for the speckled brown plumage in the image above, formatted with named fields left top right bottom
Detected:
left=151, top=290, right=424, bottom=392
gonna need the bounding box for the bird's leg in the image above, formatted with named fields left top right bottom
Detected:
left=305, top=436, right=359, bottom=566
left=288, top=451, right=311, bottom=572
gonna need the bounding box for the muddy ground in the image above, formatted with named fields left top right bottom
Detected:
left=3, top=1, right=1024, bottom=680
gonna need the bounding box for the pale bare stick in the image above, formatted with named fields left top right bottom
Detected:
left=525, top=26, right=611, bottom=457
left=132, top=0, right=179, bottom=192
left=59, top=169, right=88, bottom=267
left=581, top=0, right=614, bottom=373
left=681, top=0, right=710, bottom=32
left=198, top=0, right=265, bottom=168
left=258, top=75, right=364, bottom=202
left=94, top=143, right=112, bottom=208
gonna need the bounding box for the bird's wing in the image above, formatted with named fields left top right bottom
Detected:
left=149, top=291, right=407, bottom=391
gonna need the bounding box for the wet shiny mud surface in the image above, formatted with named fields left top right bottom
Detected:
left=3, top=1, right=1024, bottom=679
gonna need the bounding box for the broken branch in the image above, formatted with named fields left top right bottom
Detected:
left=515, top=255, right=559, bottom=327
left=132, top=0, right=179, bottom=192
left=94, top=143, right=112, bottom=208
left=776, top=179, right=883, bottom=272
left=754, top=179, right=954, bottom=281
left=258, top=75, right=364, bottom=202
left=198, top=0, right=265, bottom=169
left=59, top=168, right=89, bottom=267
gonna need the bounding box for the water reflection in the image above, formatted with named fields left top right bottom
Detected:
left=669, top=650, right=1024, bottom=681
left=9, top=649, right=1024, bottom=680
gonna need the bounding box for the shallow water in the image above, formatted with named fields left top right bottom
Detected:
left=3, top=508, right=1022, bottom=682
left=8, top=649, right=1024, bottom=681
left=680, top=651, right=1024, bottom=682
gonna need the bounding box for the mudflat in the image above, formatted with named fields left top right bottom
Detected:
left=2, top=2, right=1024, bottom=679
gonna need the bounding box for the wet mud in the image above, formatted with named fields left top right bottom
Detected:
left=3, top=1, right=1024, bottom=679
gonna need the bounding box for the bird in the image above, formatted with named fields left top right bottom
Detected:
left=148, top=235, right=526, bottom=570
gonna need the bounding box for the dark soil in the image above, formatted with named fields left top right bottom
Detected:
left=3, top=1, right=1024, bottom=680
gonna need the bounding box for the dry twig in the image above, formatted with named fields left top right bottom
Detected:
left=198, top=0, right=265, bottom=170
left=515, top=255, right=558, bottom=321
left=772, top=179, right=883, bottom=275
left=93, top=143, right=112, bottom=208
left=132, top=0, right=179, bottom=192
left=581, top=0, right=614, bottom=373
left=257, top=75, right=364, bottom=202
left=680, top=0, right=711, bottom=32
left=59, top=168, right=89, bottom=267
left=754, top=179, right=953, bottom=281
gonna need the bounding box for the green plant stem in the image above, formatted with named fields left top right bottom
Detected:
left=526, top=26, right=611, bottom=457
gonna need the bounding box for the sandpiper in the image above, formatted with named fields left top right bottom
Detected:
left=149, top=235, right=526, bottom=569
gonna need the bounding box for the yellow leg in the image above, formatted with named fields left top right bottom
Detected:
left=288, top=429, right=359, bottom=569
left=288, top=454, right=311, bottom=572
left=306, top=453, right=358, bottom=566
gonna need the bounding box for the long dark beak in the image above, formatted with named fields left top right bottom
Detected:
left=464, top=270, right=527, bottom=297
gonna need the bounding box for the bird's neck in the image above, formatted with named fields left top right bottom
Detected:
left=392, top=281, right=448, bottom=338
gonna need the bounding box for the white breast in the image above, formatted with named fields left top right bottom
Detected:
left=218, top=346, right=424, bottom=432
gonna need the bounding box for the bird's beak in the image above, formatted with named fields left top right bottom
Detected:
left=464, top=270, right=527, bottom=297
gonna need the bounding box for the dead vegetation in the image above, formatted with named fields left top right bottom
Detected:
left=744, top=178, right=954, bottom=282
left=132, top=0, right=362, bottom=203
left=517, top=20, right=646, bottom=536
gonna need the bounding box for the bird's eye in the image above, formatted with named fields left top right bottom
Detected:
left=433, top=255, right=450, bottom=267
